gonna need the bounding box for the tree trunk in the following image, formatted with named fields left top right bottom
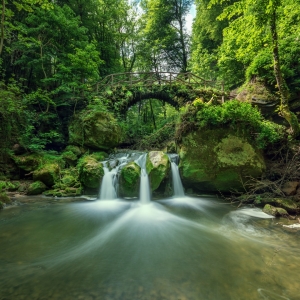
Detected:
left=0, top=0, right=5, bottom=56
left=270, top=9, right=299, bottom=136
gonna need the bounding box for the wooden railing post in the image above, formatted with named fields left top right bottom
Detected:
left=169, top=73, right=172, bottom=85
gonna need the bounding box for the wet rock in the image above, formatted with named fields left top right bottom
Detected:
left=262, top=204, right=289, bottom=217
left=259, top=198, right=299, bottom=214
left=179, top=129, right=266, bottom=193
left=27, top=181, right=47, bottom=195
left=282, top=181, right=299, bottom=196
left=146, top=151, right=170, bottom=192
left=77, top=155, right=104, bottom=189
left=119, top=162, right=140, bottom=197
left=68, top=110, right=122, bottom=150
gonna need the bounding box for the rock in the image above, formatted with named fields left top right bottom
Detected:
left=77, top=155, right=104, bottom=189
left=146, top=151, right=170, bottom=193
left=259, top=198, right=299, bottom=214
left=12, top=153, right=41, bottom=172
left=27, top=181, right=47, bottom=195
left=62, top=145, right=84, bottom=166
left=119, top=162, right=141, bottom=197
left=0, top=192, right=11, bottom=204
left=45, top=168, right=83, bottom=197
left=0, top=201, right=3, bottom=210
left=263, top=204, right=289, bottom=217
left=179, top=129, right=266, bottom=193
left=33, top=164, right=59, bottom=187
left=282, top=181, right=299, bottom=196
left=68, top=110, right=122, bottom=150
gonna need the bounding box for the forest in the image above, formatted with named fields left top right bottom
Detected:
left=1, top=1, right=300, bottom=299
left=1, top=0, right=300, bottom=209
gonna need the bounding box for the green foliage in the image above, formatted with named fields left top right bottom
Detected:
left=194, top=100, right=284, bottom=148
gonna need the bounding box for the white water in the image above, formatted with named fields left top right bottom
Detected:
left=99, top=166, right=117, bottom=200
left=170, top=161, right=185, bottom=197
left=135, top=153, right=151, bottom=204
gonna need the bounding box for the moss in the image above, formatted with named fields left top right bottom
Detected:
left=0, top=201, right=3, bottom=210
left=27, top=181, right=47, bottom=195
left=179, top=128, right=266, bottom=193
left=119, top=162, right=141, bottom=197
left=90, top=151, right=108, bottom=161
left=68, top=111, right=123, bottom=150
left=0, top=192, right=11, bottom=204
left=259, top=198, right=299, bottom=213
left=12, top=153, right=42, bottom=172
left=77, top=155, right=104, bottom=188
left=33, top=163, right=59, bottom=187
left=146, top=151, right=170, bottom=192
left=263, top=204, right=288, bottom=217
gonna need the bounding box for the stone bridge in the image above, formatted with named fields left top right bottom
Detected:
left=92, top=72, right=226, bottom=114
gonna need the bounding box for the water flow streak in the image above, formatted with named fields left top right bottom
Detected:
left=99, top=166, right=117, bottom=200
left=170, top=162, right=185, bottom=197
left=135, top=154, right=151, bottom=204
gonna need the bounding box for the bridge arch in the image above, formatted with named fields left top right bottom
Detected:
left=93, top=72, right=226, bottom=114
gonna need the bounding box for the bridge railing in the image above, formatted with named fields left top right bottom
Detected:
left=93, top=72, right=224, bottom=94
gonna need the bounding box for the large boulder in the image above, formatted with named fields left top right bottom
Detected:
left=33, top=163, right=60, bottom=187
left=13, top=153, right=41, bottom=172
left=68, top=110, right=122, bottom=150
left=146, top=151, right=170, bottom=193
left=179, top=129, right=266, bottom=193
left=77, top=155, right=104, bottom=189
left=119, top=162, right=141, bottom=197
left=27, top=181, right=47, bottom=195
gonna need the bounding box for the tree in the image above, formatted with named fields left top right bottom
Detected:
left=211, top=0, right=300, bottom=135
left=140, top=0, right=192, bottom=72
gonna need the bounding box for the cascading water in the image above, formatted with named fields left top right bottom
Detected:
left=99, top=165, right=118, bottom=200
left=169, top=154, right=185, bottom=197
left=135, top=153, right=151, bottom=204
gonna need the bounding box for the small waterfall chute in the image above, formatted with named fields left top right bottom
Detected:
left=135, top=153, right=151, bottom=204
left=168, top=154, right=185, bottom=197
left=99, top=165, right=118, bottom=200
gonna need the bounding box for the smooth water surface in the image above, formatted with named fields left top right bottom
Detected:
left=0, top=196, right=299, bottom=300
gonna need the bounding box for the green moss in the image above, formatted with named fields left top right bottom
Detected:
left=119, top=162, right=141, bottom=197
left=263, top=204, right=288, bottom=217
left=146, top=151, right=170, bottom=192
left=259, top=198, right=299, bottom=213
left=12, top=153, right=42, bottom=172
left=179, top=128, right=266, bottom=193
left=90, top=152, right=108, bottom=161
left=77, top=155, right=104, bottom=188
left=27, top=181, right=47, bottom=195
left=68, top=111, right=123, bottom=150
left=33, top=163, right=59, bottom=187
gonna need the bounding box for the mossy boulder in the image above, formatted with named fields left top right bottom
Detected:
left=68, top=110, right=122, bottom=150
left=256, top=197, right=299, bottom=214
left=33, top=163, right=60, bottom=187
left=146, top=151, right=170, bottom=193
left=0, top=192, right=11, bottom=204
left=44, top=168, right=82, bottom=197
left=77, top=155, right=104, bottom=189
left=12, top=153, right=42, bottom=172
left=179, top=129, right=266, bottom=193
left=263, top=204, right=289, bottom=217
left=119, top=162, right=141, bottom=197
left=62, top=145, right=83, bottom=166
left=27, top=181, right=47, bottom=195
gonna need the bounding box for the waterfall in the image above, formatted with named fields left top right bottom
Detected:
left=169, top=155, right=185, bottom=197
left=135, top=154, right=151, bottom=204
left=99, top=165, right=118, bottom=200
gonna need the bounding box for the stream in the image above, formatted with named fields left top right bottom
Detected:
left=0, top=153, right=299, bottom=300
